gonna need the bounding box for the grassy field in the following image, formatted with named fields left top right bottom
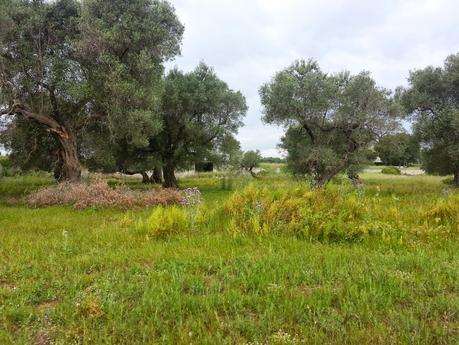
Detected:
left=0, top=168, right=458, bottom=344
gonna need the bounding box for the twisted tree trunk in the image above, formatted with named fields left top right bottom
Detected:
left=162, top=161, right=178, bottom=188
left=56, top=131, right=81, bottom=182
left=4, top=102, right=81, bottom=182
left=152, top=166, right=163, bottom=184
left=248, top=167, right=257, bottom=178
left=348, top=173, right=364, bottom=189
left=141, top=172, right=152, bottom=184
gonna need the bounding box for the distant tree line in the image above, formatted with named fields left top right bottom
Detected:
left=374, top=133, right=419, bottom=167
left=1, top=0, right=458, bottom=187
left=260, top=157, right=285, bottom=164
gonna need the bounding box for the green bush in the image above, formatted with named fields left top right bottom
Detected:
left=0, top=156, right=18, bottom=177
left=0, top=155, right=11, bottom=166
left=223, top=182, right=459, bottom=242
left=381, top=167, right=401, bottom=175
left=141, top=206, right=190, bottom=239
left=224, top=183, right=380, bottom=242
left=423, top=194, right=459, bottom=225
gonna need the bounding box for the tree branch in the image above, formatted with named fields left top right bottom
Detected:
left=3, top=100, right=69, bottom=139
left=301, top=122, right=315, bottom=144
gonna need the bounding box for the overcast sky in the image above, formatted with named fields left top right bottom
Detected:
left=166, top=0, right=459, bottom=157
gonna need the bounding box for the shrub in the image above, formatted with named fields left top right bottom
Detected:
left=181, top=187, right=203, bottom=206
left=27, top=179, right=185, bottom=209
left=142, top=206, right=190, bottom=238
left=0, top=156, right=11, bottom=168
left=224, top=183, right=378, bottom=242
left=223, top=181, right=459, bottom=243
left=423, top=194, right=459, bottom=225
left=381, top=167, right=401, bottom=175
left=143, top=188, right=186, bottom=207
left=0, top=156, right=21, bottom=177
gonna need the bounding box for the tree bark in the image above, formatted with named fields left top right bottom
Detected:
left=152, top=166, right=163, bottom=184
left=314, top=163, right=347, bottom=188
left=454, top=169, right=459, bottom=188
left=141, top=171, right=152, bottom=184
left=248, top=167, right=257, bottom=178
left=315, top=174, right=333, bottom=188
left=5, top=102, right=81, bottom=182
left=162, top=162, right=178, bottom=188
left=348, top=173, right=364, bottom=189
left=56, top=132, right=81, bottom=182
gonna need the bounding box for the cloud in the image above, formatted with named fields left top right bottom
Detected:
left=168, top=0, right=459, bottom=156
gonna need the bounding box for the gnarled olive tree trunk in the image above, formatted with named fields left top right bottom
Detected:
left=6, top=102, right=81, bottom=182
left=162, top=161, right=178, bottom=188
left=139, top=168, right=163, bottom=184
left=141, top=172, right=151, bottom=184
left=55, top=130, right=81, bottom=182
left=152, top=166, right=163, bottom=184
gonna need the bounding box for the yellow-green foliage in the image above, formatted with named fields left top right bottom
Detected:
left=142, top=206, right=190, bottom=239
left=224, top=182, right=459, bottom=242
left=1, top=173, right=459, bottom=344
left=423, top=194, right=459, bottom=225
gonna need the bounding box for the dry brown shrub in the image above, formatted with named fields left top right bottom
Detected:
left=141, top=188, right=185, bottom=206
left=27, top=179, right=185, bottom=209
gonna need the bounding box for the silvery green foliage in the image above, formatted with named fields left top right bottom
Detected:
left=260, top=59, right=399, bottom=186
left=241, top=150, right=262, bottom=176
left=0, top=0, right=184, bottom=180
left=374, top=133, right=420, bottom=166
left=400, top=53, right=459, bottom=186
left=79, top=0, right=184, bottom=174
left=0, top=0, right=86, bottom=180
left=151, top=63, right=247, bottom=187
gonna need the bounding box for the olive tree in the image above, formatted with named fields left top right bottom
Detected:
left=79, top=0, right=184, bottom=181
left=241, top=150, right=262, bottom=177
left=260, top=59, right=398, bottom=187
left=151, top=64, right=247, bottom=188
left=374, top=133, right=419, bottom=166
left=0, top=0, right=183, bottom=182
left=0, top=0, right=86, bottom=181
left=399, top=53, right=459, bottom=186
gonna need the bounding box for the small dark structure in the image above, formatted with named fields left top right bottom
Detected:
left=374, top=157, right=384, bottom=166
left=195, top=162, right=214, bottom=172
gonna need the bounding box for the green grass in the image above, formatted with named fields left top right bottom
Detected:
left=259, top=162, right=286, bottom=172
left=0, top=174, right=54, bottom=200
left=0, top=173, right=458, bottom=344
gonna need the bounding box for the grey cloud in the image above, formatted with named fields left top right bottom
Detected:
left=168, top=0, right=459, bottom=156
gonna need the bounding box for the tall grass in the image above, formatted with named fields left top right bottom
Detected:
left=0, top=172, right=458, bottom=344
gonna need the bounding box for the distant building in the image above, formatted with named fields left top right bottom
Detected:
left=374, top=157, right=384, bottom=166
left=195, top=162, right=214, bottom=172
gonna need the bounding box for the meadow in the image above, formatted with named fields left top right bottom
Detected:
left=0, top=165, right=458, bottom=344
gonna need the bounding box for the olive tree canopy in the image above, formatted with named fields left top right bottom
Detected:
left=0, top=0, right=183, bottom=182
left=152, top=63, right=247, bottom=187
left=399, top=53, right=459, bottom=186
left=260, top=59, right=398, bottom=186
